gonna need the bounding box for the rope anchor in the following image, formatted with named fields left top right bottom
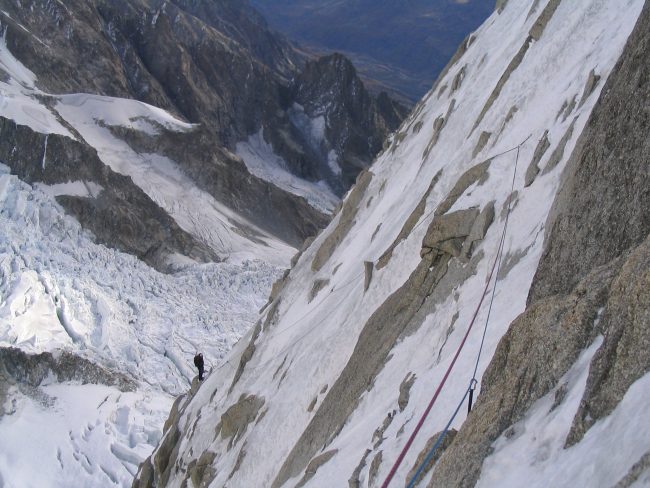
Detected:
left=468, top=378, right=478, bottom=414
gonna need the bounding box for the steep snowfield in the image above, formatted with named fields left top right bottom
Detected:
left=0, top=163, right=281, bottom=486
left=144, top=1, right=649, bottom=487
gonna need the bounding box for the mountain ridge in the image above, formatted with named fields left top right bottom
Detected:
left=0, top=0, right=405, bottom=268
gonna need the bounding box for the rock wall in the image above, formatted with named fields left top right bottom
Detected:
left=0, top=347, right=135, bottom=393
left=428, top=3, right=650, bottom=486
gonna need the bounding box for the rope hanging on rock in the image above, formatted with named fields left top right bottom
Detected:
left=404, top=145, right=522, bottom=487
left=406, top=381, right=474, bottom=488
left=381, top=138, right=528, bottom=488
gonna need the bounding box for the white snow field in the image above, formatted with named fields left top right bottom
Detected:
left=148, top=1, right=649, bottom=487
left=236, top=128, right=339, bottom=214
left=53, top=93, right=295, bottom=267
left=0, top=382, right=173, bottom=488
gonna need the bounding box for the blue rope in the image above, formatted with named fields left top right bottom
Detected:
left=406, top=381, right=474, bottom=488
left=471, top=145, right=520, bottom=382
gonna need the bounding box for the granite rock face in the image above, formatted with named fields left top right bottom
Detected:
left=529, top=1, right=650, bottom=303
left=0, top=347, right=136, bottom=393
left=428, top=4, right=650, bottom=485
left=311, top=170, right=374, bottom=271
left=291, top=54, right=407, bottom=192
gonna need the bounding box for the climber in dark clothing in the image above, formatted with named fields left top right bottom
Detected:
left=194, top=353, right=205, bottom=381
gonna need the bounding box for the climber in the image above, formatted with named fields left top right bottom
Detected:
left=194, top=352, right=205, bottom=381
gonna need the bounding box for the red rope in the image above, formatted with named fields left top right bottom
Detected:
left=381, top=137, right=528, bottom=487
left=380, top=245, right=501, bottom=488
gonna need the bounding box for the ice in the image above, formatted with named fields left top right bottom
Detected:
left=0, top=383, right=172, bottom=488
left=36, top=181, right=104, bottom=199
left=0, top=166, right=283, bottom=487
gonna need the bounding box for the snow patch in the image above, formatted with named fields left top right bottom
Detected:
left=478, top=339, right=650, bottom=488
left=55, top=98, right=294, bottom=266
left=236, top=129, right=339, bottom=214
left=36, top=180, right=104, bottom=199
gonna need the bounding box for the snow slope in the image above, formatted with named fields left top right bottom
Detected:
left=0, top=382, right=172, bottom=488
left=140, top=1, right=649, bottom=487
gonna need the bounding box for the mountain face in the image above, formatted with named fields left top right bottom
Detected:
left=0, top=1, right=408, bottom=485
left=134, top=1, right=650, bottom=487
left=288, top=53, right=407, bottom=192
left=0, top=0, right=405, bottom=270
left=250, top=0, right=494, bottom=103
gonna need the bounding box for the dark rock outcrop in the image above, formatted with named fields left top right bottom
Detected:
left=312, top=170, right=374, bottom=272
left=376, top=170, right=443, bottom=270
left=524, top=130, right=550, bottom=187
left=435, top=160, right=491, bottom=217
left=406, top=429, right=457, bottom=487
left=428, top=247, right=626, bottom=487
left=289, top=54, right=407, bottom=192
left=529, top=1, right=649, bottom=302
left=133, top=371, right=208, bottom=488
left=0, top=347, right=136, bottom=392
left=216, top=394, right=266, bottom=450
left=420, top=209, right=480, bottom=261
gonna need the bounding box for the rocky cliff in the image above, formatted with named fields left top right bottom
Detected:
left=134, top=1, right=649, bottom=487
left=428, top=5, right=650, bottom=484
left=0, top=0, right=404, bottom=268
